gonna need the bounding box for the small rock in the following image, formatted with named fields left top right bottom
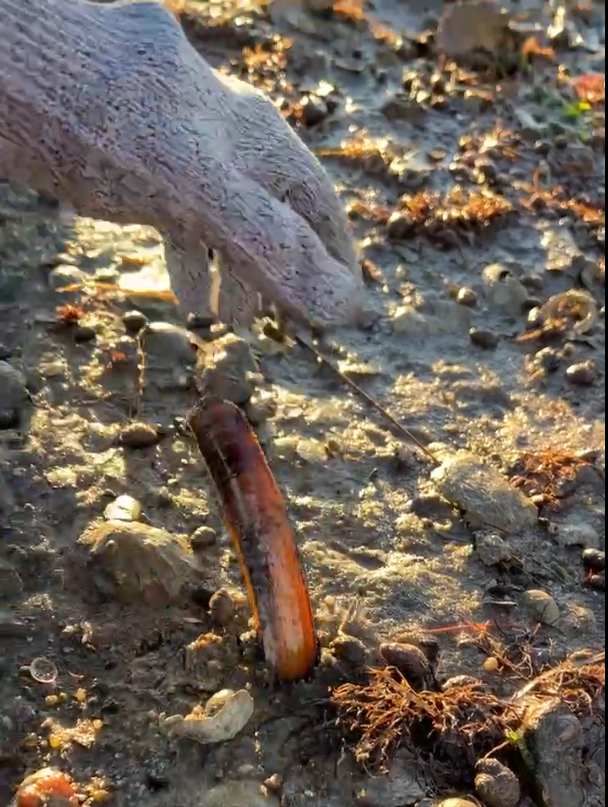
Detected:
left=0, top=558, right=23, bottom=600
left=566, top=361, right=597, bottom=386
left=300, top=94, right=329, bottom=126
left=431, top=452, right=538, bottom=532
left=120, top=423, right=161, bottom=450
left=202, top=780, right=280, bottom=807
left=0, top=409, right=18, bottom=430
left=588, top=573, right=605, bottom=591
left=73, top=324, right=97, bottom=343
left=582, top=548, right=605, bottom=574
left=82, top=521, right=198, bottom=606
left=48, top=265, right=87, bottom=291
left=482, top=264, right=529, bottom=315
left=190, top=526, right=218, bottom=552
left=523, top=699, right=584, bottom=807
left=0, top=343, right=10, bottom=360
left=386, top=211, right=415, bottom=241
left=122, top=310, right=149, bottom=334
left=104, top=495, right=142, bottom=522
left=439, top=1, right=512, bottom=59
left=474, top=758, right=520, bottom=807
left=379, top=643, right=435, bottom=691
left=169, top=689, right=254, bottom=745
left=534, top=347, right=561, bottom=373
left=197, top=333, right=259, bottom=405
left=434, top=800, right=478, bottom=807
left=330, top=634, right=368, bottom=667
left=392, top=302, right=472, bottom=337
left=469, top=328, right=499, bottom=349
left=0, top=361, right=28, bottom=410
left=521, top=589, right=560, bottom=626
left=245, top=394, right=277, bottom=426
left=209, top=589, right=236, bottom=627
left=354, top=750, right=425, bottom=806
left=554, top=522, right=600, bottom=550
left=456, top=287, right=478, bottom=307
left=143, top=322, right=198, bottom=365
left=475, top=532, right=512, bottom=567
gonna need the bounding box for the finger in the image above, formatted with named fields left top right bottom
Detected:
left=183, top=162, right=363, bottom=329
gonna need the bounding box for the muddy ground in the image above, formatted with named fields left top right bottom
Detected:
left=0, top=1, right=605, bottom=806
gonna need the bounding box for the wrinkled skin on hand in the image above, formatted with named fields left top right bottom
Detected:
left=0, top=0, right=363, bottom=329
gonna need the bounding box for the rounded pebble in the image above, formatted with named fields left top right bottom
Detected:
left=456, top=287, right=478, bottom=307
left=73, top=324, right=97, bottom=343
left=190, top=526, right=218, bottom=552
left=521, top=589, right=560, bottom=626
left=582, top=548, right=605, bottom=574
left=469, top=328, right=499, bottom=349
left=0, top=409, right=18, bottom=430
left=330, top=634, right=368, bottom=667
left=379, top=642, right=434, bottom=690
left=474, top=758, right=521, bottom=807
left=120, top=422, right=161, bottom=449
left=588, top=573, right=605, bottom=591
left=386, top=211, right=415, bottom=240
left=122, top=310, right=149, bottom=334
left=434, top=799, right=478, bottom=807
left=566, top=361, right=597, bottom=386
left=209, top=589, right=236, bottom=627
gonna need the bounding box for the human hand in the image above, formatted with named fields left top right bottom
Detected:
left=0, top=0, right=363, bottom=330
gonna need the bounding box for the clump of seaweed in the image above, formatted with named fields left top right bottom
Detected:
left=332, top=653, right=604, bottom=784
left=522, top=185, right=605, bottom=228
left=508, top=448, right=597, bottom=505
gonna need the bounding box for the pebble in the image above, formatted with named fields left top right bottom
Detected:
left=475, top=532, right=512, bottom=567
left=588, top=573, right=605, bottom=591
left=431, top=452, right=538, bottom=533
left=474, top=758, right=520, bottom=807
left=104, top=495, right=142, bottom=522
left=0, top=558, right=23, bottom=600
left=379, top=643, right=435, bottom=691
left=201, top=780, right=279, bottom=807
left=122, top=310, right=149, bottom=334
left=48, top=264, right=87, bottom=291
left=329, top=634, right=368, bottom=667
left=523, top=700, right=584, bottom=807
left=190, top=526, right=218, bottom=552
left=209, top=589, right=236, bottom=627
left=521, top=589, right=560, bottom=626
left=0, top=343, right=10, bottom=360
left=143, top=322, right=198, bottom=365
left=481, top=264, right=529, bottom=315
left=0, top=361, right=28, bottom=410
left=565, top=361, right=597, bottom=386
left=197, top=333, right=259, bottom=405
left=469, top=328, right=499, bottom=349
left=0, top=409, right=18, bottom=430
left=119, top=423, right=161, bottom=450
left=553, top=522, right=600, bottom=550
left=82, top=521, right=198, bottom=607
left=582, top=548, right=605, bottom=573
left=354, top=752, right=425, bottom=806
left=299, top=94, right=329, bottom=126
left=245, top=394, right=277, bottom=426
left=73, top=324, right=97, bottom=343
left=456, top=287, right=478, bottom=307
left=386, top=211, right=415, bottom=241
left=432, top=799, right=478, bottom=807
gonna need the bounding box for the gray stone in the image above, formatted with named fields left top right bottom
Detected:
left=143, top=322, right=198, bottom=365
left=202, top=781, right=280, bottom=807
left=82, top=521, right=198, bottom=607
left=554, top=522, right=600, bottom=550
left=476, top=532, right=512, bottom=566
left=431, top=452, right=538, bottom=532
left=197, top=332, right=259, bottom=405
left=48, top=264, right=87, bottom=291
left=354, top=750, right=425, bottom=806
left=523, top=699, right=585, bottom=807
left=104, top=495, right=142, bottom=522
left=521, top=589, right=560, bottom=626
left=0, top=361, right=28, bottom=410
left=482, top=264, right=529, bottom=315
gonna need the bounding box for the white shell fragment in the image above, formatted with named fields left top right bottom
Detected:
left=167, top=689, right=254, bottom=745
